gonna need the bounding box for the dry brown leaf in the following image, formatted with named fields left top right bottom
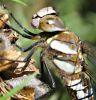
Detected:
left=2, top=29, right=19, bottom=43
left=6, top=76, right=50, bottom=99
left=0, top=77, right=12, bottom=100
left=15, top=87, right=35, bottom=100
left=14, top=57, right=39, bottom=74
left=0, top=50, right=21, bottom=71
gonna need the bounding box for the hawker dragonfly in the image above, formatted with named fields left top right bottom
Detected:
left=1, top=6, right=96, bottom=100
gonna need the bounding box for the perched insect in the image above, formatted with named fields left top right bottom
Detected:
left=31, top=7, right=95, bottom=100
left=3, top=6, right=96, bottom=100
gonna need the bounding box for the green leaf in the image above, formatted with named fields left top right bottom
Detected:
left=11, top=0, right=27, bottom=6
left=0, top=72, right=38, bottom=100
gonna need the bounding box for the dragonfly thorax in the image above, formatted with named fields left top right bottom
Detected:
left=46, top=31, right=83, bottom=74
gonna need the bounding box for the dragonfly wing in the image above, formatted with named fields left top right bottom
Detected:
left=81, top=41, right=96, bottom=65
left=91, top=79, right=96, bottom=100
left=82, top=41, right=96, bottom=93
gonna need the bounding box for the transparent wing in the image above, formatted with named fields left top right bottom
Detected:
left=82, top=41, right=96, bottom=94
left=81, top=41, right=96, bottom=66
left=91, top=79, right=96, bottom=100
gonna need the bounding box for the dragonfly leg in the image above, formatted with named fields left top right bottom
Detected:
left=21, top=40, right=45, bottom=71
left=40, top=51, right=56, bottom=88
left=9, top=13, right=36, bottom=36
left=3, top=5, right=36, bottom=36
left=16, top=39, right=45, bottom=52
left=6, top=24, right=33, bottom=39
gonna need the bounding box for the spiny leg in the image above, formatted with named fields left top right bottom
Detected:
left=22, top=47, right=35, bottom=71
left=6, top=24, right=33, bottom=39
left=3, top=6, right=45, bottom=40
left=0, top=13, right=34, bottom=39
left=7, top=13, right=57, bottom=40
left=9, top=13, right=35, bottom=36
left=4, top=5, right=36, bottom=36
left=3, top=6, right=56, bottom=87
left=16, top=39, right=45, bottom=52
left=0, top=12, right=33, bottom=39
left=40, top=51, right=56, bottom=88
left=21, top=40, right=45, bottom=71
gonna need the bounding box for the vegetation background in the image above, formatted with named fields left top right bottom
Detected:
left=1, top=0, right=96, bottom=100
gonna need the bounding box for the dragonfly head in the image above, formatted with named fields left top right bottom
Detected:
left=31, top=7, right=65, bottom=32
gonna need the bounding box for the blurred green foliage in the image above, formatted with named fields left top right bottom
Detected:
left=0, top=0, right=96, bottom=100
left=10, top=0, right=27, bottom=6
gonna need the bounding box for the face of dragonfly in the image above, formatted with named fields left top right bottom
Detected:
left=31, top=7, right=65, bottom=32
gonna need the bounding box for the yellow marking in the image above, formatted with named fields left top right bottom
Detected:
left=47, top=37, right=53, bottom=44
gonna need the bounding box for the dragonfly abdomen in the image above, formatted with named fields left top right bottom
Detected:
left=66, top=73, right=94, bottom=100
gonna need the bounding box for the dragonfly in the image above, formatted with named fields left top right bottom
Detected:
left=31, top=7, right=96, bottom=100
left=1, top=6, right=96, bottom=100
